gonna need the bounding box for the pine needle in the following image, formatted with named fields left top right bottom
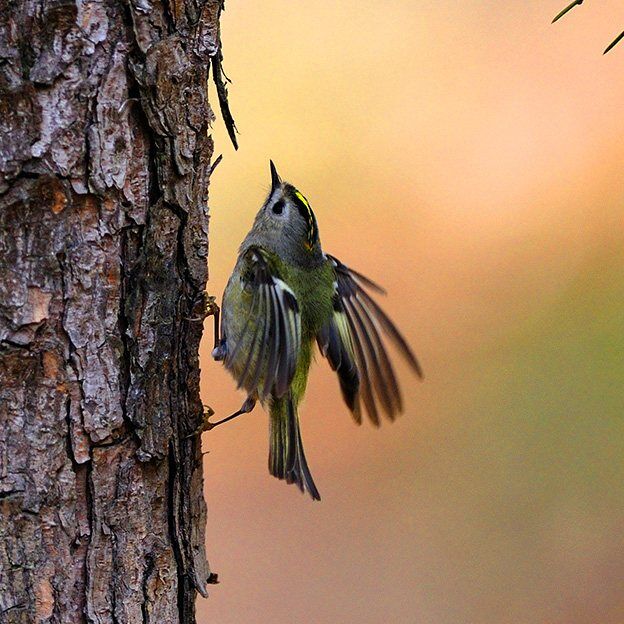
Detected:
left=604, top=30, right=624, bottom=54
left=552, top=0, right=585, bottom=24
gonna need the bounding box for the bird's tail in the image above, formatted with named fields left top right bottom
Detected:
left=269, top=394, right=321, bottom=501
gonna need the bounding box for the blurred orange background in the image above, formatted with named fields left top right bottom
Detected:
left=197, top=2, right=624, bottom=623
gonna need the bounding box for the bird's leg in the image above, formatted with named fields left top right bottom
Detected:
left=202, top=295, right=228, bottom=360
left=185, top=293, right=226, bottom=359
left=211, top=337, right=227, bottom=362
left=205, top=396, right=257, bottom=430
left=204, top=295, right=221, bottom=350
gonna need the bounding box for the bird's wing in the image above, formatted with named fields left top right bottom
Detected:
left=225, top=246, right=302, bottom=400
left=317, top=254, right=423, bottom=426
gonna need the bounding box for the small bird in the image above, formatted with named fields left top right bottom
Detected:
left=209, top=162, right=422, bottom=500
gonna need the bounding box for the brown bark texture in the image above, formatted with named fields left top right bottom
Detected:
left=0, top=0, right=224, bottom=621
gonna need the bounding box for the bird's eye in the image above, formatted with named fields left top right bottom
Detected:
left=272, top=199, right=284, bottom=215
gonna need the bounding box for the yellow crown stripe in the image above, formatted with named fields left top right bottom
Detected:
left=294, top=190, right=312, bottom=216
left=294, top=190, right=317, bottom=248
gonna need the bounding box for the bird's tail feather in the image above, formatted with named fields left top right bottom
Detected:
left=269, top=395, right=320, bottom=501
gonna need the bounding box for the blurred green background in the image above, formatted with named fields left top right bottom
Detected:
left=197, top=2, right=624, bottom=622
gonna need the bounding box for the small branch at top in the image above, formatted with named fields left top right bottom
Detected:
left=552, top=0, right=584, bottom=24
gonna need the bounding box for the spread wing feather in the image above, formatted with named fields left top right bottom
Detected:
left=225, top=246, right=301, bottom=400
left=317, top=255, right=423, bottom=426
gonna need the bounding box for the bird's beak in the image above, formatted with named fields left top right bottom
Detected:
left=269, top=160, right=282, bottom=192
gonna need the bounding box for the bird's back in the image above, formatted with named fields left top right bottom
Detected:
left=282, top=256, right=335, bottom=339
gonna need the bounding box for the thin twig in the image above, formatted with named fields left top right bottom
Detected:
left=209, top=153, right=223, bottom=176
left=211, top=50, right=239, bottom=150
left=604, top=30, right=624, bottom=54
left=552, top=0, right=584, bottom=24
left=552, top=1, right=623, bottom=53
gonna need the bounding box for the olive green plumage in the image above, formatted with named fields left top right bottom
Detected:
left=213, top=162, right=422, bottom=500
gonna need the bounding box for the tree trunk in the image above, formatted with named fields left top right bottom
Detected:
left=0, top=0, right=222, bottom=621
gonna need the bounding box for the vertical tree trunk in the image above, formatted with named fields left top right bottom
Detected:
left=0, top=0, right=221, bottom=621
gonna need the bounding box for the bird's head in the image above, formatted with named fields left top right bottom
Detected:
left=243, top=161, right=323, bottom=266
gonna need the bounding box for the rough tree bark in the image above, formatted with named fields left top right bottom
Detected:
left=0, top=0, right=225, bottom=621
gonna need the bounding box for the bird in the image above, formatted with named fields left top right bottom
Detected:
left=208, top=161, right=423, bottom=500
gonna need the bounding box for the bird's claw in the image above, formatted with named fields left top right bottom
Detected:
left=204, top=295, right=220, bottom=318
left=202, top=405, right=216, bottom=431
left=185, top=405, right=216, bottom=438
left=184, top=293, right=220, bottom=322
